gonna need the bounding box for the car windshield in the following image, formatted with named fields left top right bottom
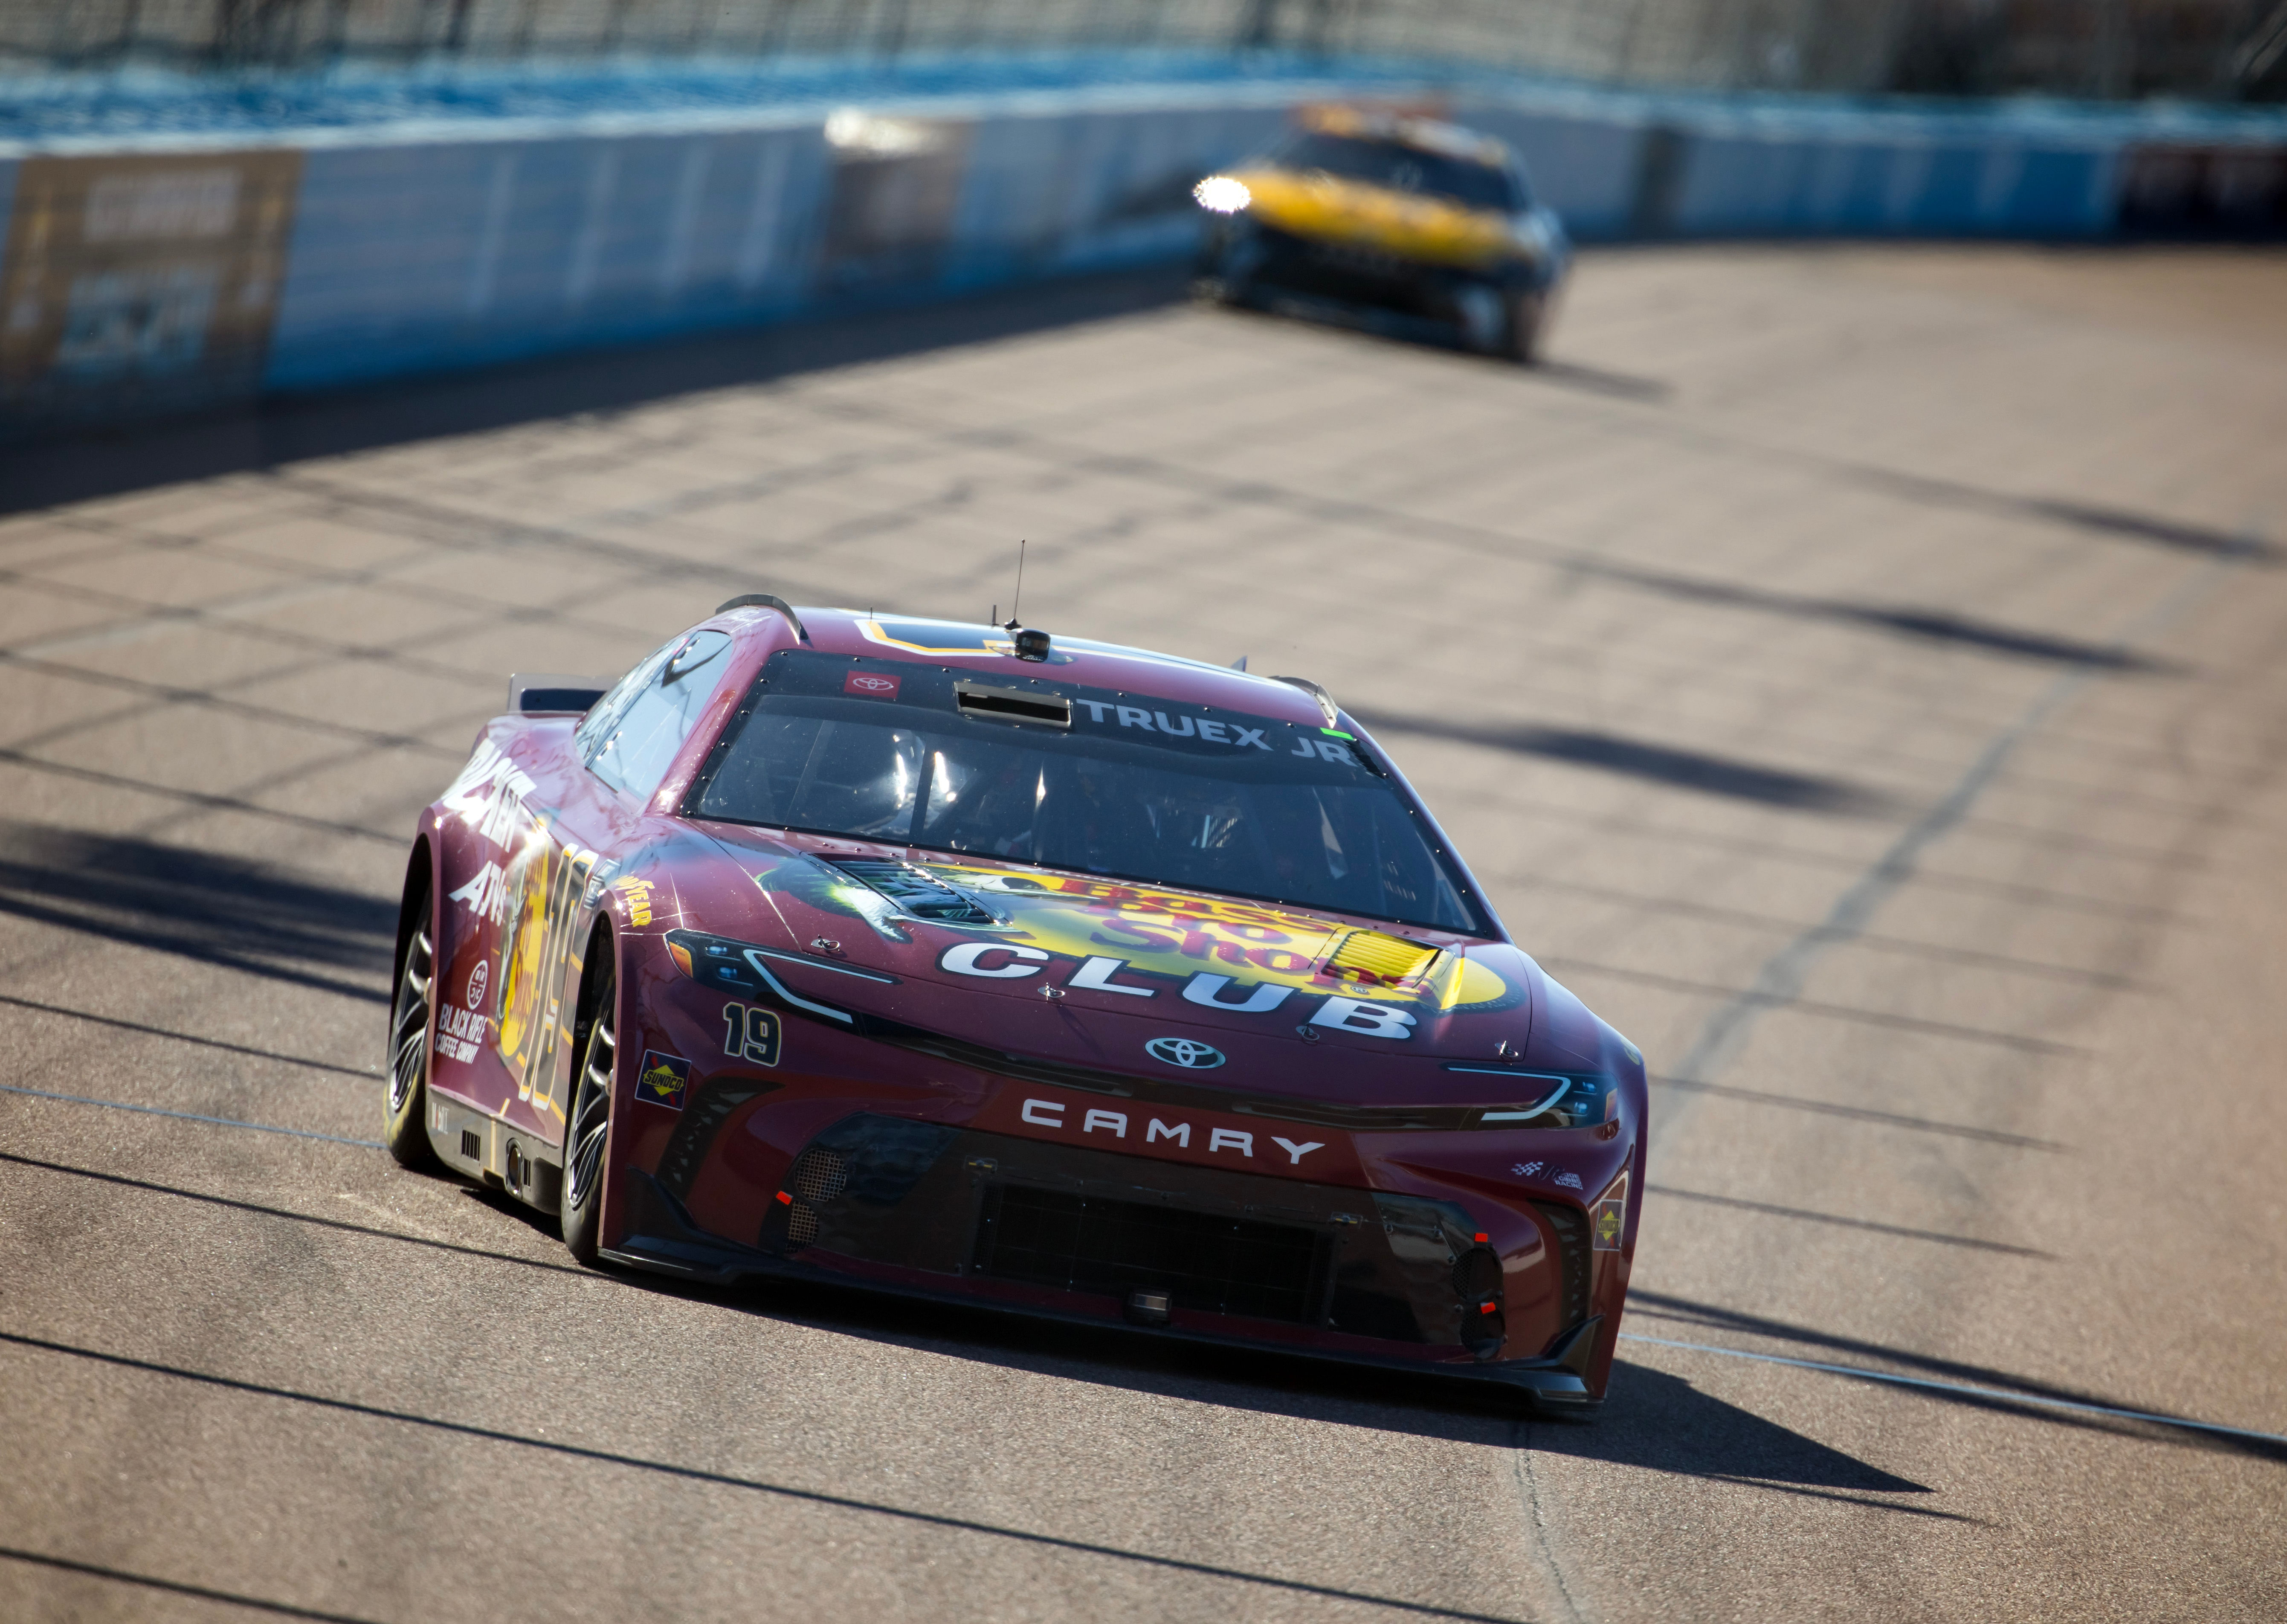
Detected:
left=689, top=652, right=1484, bottom=933
left=1268, top=132, right=1519, bottom=211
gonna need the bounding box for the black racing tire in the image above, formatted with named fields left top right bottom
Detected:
left=1503, top=289, right=1548, bottom=365
left=560, top=944, right=618, bottom=1266
left=383, top=876, right=439, bottom=1170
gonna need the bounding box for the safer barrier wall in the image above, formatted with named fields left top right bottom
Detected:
left=1, top=70, right=2279, bottom=435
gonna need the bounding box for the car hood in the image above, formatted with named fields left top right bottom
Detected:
left=1228, top=165, right=1513, bottom=269
left=656, top=826, right=1617, bottom=1107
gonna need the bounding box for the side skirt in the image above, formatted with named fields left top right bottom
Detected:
left=425, top=1093, right=564, bottom=1216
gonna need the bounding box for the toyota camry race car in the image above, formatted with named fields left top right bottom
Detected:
left=386, top=598, right=1645, bottom=1409
left=1194, top=105, right=1571, bottom=362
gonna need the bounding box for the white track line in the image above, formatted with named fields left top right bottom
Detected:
left=1621, top=1332, right=2287, bottom=1448
left=0, top=1083, right=382, bottom=1148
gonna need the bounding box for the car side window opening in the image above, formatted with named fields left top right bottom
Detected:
left=582, top=629, right=734, bottom=801
left=692, top=664, right=1482, bottom=933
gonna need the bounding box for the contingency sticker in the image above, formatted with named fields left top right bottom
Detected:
left=1593, top=1198, right=1625, bottom=1251
left=433, top=962, right=491, bottom=1064
left=635, top=1051, right=691, bottom=1111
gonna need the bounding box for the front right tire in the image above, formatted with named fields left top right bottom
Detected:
left=1503, top=288, right=1548, bottom=365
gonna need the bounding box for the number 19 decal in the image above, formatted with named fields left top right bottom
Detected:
left=722, top=1002, right=783, bottom=1067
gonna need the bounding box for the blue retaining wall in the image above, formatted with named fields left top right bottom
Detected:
left=271, top=124, right=835, bottom=388
left=1, top=60, right=2281, bottom=431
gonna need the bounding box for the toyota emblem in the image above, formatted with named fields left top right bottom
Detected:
left=1145, top=1037, right=1225, bottom=1070
left=851, top=675, right=894, bottom=692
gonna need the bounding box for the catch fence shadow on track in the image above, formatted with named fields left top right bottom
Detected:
left=1623, top=1291, right=2287, bottom=1464
left=0, top=267, right=1195, bottom=511
left=0, top=820, right=397, bottom=1000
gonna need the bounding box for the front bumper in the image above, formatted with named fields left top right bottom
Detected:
left=604, top=1103, right=1623, bottom=1406
left=1203, top=219, right=1543, bottom=325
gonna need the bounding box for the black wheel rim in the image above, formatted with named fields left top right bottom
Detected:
left=565, top=989, right=615, bottom=1214
left=388, top=924, right=433, bottom=1116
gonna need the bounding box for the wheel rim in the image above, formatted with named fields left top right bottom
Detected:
left=388, top=924, right=433, bottom=1116
left=565, top=991, right=615, bottom=1214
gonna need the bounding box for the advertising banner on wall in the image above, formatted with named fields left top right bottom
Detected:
left=0, top=149, right=302, bottom=427
left=819, top=111, right=974, bottom=289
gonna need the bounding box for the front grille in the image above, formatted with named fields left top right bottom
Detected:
left=786, top=1148, right=848, bottom=1247
left=1309, top=241, right=1412, bottom=278
left=974, top=1186, right=1328, bottom=1324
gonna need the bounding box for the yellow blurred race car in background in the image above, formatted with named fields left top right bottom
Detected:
left=1194, top=107, right=1570, bottom=363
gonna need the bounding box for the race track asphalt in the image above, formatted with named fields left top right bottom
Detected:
left=2, top=244, right=2284, bottom=1624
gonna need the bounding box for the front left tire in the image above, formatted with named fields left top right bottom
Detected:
left=561, top=943, right=618, bottom=1266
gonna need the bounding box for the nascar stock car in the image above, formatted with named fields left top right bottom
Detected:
left=386, top=597, right=1645, bottom=1409
left=1192, top=106, right=1572, bottom=362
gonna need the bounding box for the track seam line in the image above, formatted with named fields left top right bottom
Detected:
left=0, top=1083, right=382, bottom=1147
left=0, top=1330, right=1533, bottom=1624
left=1655, top=534, right=2256, bottom=1144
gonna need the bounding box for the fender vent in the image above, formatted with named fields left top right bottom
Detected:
left=786, top=1149, right=849, bottom=1247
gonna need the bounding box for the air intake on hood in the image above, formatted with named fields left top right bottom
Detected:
left=1325, top=929, right=1439, bottom=987
left=826, top=858, right=1000, bottom=926
left=955, top=682, right=1070, bottom=728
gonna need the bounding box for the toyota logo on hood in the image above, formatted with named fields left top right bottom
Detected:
left=1145, top=1037, right=1224, bottom=1070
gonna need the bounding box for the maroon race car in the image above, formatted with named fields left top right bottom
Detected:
left=385, top=597, right=1647, bottom=1410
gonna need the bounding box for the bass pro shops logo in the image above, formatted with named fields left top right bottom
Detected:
left=1145, top=1037, right=1224, bottom=1069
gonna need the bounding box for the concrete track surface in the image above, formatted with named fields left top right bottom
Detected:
left=3, top=244, right=2285, bottom=1624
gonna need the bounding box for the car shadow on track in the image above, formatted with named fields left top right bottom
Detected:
left=1526, top=1362, right=1962, bottom=1514
left=599, top=1262, right=1953, bottom=1509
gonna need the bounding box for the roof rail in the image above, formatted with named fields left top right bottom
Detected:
left=1270, top=675, right=1340, bottom=728
left=715, top=593, right=810, bottom=644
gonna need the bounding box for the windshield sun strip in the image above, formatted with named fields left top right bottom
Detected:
left=682, top=659, right=1496, bottom=937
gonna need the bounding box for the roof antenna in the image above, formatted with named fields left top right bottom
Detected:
left=1003, top=539, right=1027, bottom=630
left=998, top=540, right=1052, bottom=662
